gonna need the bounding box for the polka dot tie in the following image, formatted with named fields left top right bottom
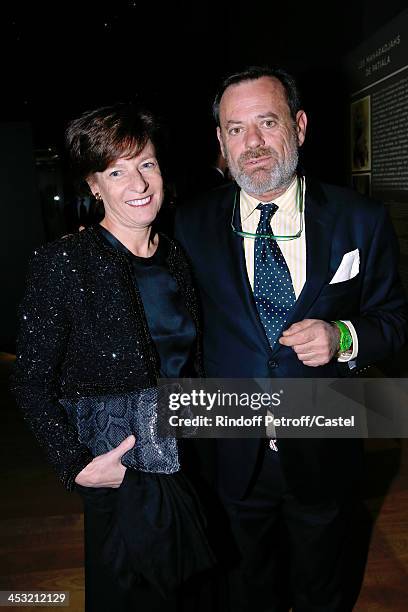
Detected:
left=254, top=203, right=296, bottom=348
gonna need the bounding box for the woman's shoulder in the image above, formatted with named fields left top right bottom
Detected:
left=29, top=227, right=97, bottom=263
left=159, top=232, right=196, bottom=282
left=160, top=233, right=192, bottom=267
left=24, top=229, right=103, bottom=287
left=159, top=232, right=187, bottom=258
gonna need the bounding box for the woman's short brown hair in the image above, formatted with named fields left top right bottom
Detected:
left=65, top=103, right=159, bottom=184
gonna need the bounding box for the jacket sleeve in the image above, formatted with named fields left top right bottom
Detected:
left=350, top=205, right=408, bottom=368
left=11, top=246, right=93, bottom=490
left=168, top=236, right=205, bottom=378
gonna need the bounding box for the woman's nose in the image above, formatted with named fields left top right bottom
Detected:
left=130, top=170, right=149, bottom=193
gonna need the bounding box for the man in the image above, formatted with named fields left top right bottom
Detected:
left=175, top=67, right=407, bottom=611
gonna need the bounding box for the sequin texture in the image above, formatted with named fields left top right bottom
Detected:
left=11, top=226, right=203, bottom=490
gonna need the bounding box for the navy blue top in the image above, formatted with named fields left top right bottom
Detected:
left=97, top=225, right=196, bottom=377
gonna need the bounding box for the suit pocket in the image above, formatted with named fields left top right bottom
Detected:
left=320, top=274, right=360, bottom=298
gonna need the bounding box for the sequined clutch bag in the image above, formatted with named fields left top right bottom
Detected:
left=60, top=388, right=179, bottom=473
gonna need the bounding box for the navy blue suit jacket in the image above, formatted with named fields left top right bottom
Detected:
left=175, top=178, right=408, bottom=502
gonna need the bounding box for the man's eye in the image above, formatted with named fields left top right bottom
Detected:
left=228, top=127, right=242, bottom=136
left=263, top=120, right=276, bottom=128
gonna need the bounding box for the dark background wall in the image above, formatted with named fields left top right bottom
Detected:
left=1, top=0, right=407, bottom=350
left=0, top=124, right=44, bottom=351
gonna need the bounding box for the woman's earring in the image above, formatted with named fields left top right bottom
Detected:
left=94, top=192, right=102, bottom=200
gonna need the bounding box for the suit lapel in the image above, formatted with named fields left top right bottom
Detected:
left=286, top=178, right=335, bottom=326
left=217, top=184, right=272, bottom=350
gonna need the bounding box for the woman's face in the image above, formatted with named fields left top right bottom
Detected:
left=87, top=140, right=164, bottom=230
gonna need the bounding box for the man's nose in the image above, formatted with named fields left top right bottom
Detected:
left=130, top=170, right=149, bottom=192
left=245, top=124, right=265, bottom=148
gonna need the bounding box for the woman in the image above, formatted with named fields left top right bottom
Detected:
left=12, top=103, right=215, bottom=611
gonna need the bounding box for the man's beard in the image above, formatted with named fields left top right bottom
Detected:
left=225, top=136, right=299, bottom=196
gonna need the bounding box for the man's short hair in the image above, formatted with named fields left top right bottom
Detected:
left=213, top=66, right=302, bottom=126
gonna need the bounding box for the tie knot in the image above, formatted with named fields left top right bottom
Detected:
left=256, top=202, right=278, bottom=234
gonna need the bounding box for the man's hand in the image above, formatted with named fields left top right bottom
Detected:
left=279, top=319, right=340, bottom=367
left=75, top=434, right=136, bottom=488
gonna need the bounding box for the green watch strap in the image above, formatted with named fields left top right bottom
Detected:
left=333, top=320, right=353, bottom=353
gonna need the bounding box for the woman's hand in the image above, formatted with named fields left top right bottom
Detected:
left=75, top=435, right=136, bottom=488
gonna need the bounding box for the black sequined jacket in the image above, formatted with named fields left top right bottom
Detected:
left=12, top=226, right=204, bottom=490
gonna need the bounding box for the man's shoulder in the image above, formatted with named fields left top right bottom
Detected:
left=177, top=182, right=236, bottom=216
left=309, top=177, right=385, bottom=217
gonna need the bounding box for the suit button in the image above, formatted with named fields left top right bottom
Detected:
left=268, top=359, right=278, bottom=369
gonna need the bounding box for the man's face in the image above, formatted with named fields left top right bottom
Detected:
left=217, top=76, right=307, bottom=201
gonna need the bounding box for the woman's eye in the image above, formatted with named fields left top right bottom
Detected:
left=141, top=161, right=156, bottom=170
left=109, top=170, right=121, bottom=177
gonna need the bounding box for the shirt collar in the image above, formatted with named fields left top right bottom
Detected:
left=240, top=175, right=299, bottom=222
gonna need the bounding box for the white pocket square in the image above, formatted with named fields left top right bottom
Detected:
left=329, top=249, right=360, bottom=284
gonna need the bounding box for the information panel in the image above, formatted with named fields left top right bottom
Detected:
left=345, top=9, right=408, bottom=202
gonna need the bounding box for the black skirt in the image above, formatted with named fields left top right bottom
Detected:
left=77, top=469, right=217, bottom=612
